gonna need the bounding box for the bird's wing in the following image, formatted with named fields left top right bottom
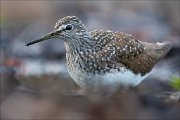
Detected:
left=90, top=30, right=157, bottom=75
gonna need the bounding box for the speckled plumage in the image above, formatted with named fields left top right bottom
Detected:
left=26, top=16, right=172, bottom=98
left=66, top=30, right=145, bottom=75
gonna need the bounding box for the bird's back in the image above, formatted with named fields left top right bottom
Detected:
left=90, top=30, right=172, bottom=76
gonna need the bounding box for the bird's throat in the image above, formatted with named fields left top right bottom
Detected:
left=64, top=37, right=98, bottom=55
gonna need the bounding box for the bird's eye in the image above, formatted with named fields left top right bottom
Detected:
left=65, top=24, right=73, bottom=30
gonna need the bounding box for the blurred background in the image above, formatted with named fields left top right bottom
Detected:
left=1, top=1, right=180, bottom=120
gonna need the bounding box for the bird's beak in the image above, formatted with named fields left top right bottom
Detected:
left=25, top=31, right=58, bottom=46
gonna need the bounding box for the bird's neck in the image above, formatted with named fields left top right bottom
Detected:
left=64, top=34, right=98, bottom=55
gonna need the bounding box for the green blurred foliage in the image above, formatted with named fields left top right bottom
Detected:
left=170, top=76, right=180, bottom=90
left=0, top=12, right=5, bottom=25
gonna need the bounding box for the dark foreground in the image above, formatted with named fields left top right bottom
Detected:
left=1, top=74, right=179, bottom=120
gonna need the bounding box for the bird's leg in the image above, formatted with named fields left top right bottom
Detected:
left=64, top=89, right=85, bottom=96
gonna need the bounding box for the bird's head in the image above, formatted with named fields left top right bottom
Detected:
left=26, top=16, right=88, bottom=46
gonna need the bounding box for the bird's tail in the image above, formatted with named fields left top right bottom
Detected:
left=139, top=41, right=172, bottom=61
left=154, top=41, right=172, bottom=60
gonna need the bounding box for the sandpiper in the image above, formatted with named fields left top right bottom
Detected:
left=26, top=16, right=172, bottom=99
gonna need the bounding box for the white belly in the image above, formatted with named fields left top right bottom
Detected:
left=68, top=67, right=149, bottom=95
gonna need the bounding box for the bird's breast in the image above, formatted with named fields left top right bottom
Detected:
left=68, top=64, right=148, bottom=94
left=66, top=52, right=149, bottom=96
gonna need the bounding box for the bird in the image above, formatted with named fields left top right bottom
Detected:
left=26, top=16, right=172, bottom=99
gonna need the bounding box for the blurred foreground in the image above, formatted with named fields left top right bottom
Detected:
left=1, top=74, right=180, bottom=120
